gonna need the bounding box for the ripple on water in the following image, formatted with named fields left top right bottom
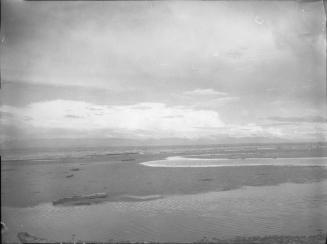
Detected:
left=2, top=180, right=327, bottom=242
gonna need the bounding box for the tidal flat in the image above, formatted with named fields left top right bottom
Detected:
left=1, top=143, right=327, bottom=242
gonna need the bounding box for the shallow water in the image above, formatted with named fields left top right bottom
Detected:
left=141, top=156, right=327, bottom=167
left=2, top=180, right=327, bottom=243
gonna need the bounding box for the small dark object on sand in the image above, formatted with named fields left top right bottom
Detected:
left=66, top=174, right=74, bottom=178
left=199, top=178, right=213, bottom=182
left=70, top=168, right=80, bottom=171
left=1, top=221, right=7, bottom=234
left=122, top=158, right=135, bottom=161
left=17, top=232, right=51, bottom=243
left=53, top=192, right=108, bottom=205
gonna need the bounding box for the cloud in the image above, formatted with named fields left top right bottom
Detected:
left=1, top=100, right=325, bottom=142
left=225, top=122, right=327, bottom=141
left=178, top=89, right=239, bottom=109
left=0, top=111, right=15, bottom=118
left=0, top=100, right=225, bottom=139
left=65, top=114, right=83, bottom=119
left=256, top=110, right=327, bottom=141
left=183, top=89, right=227, bottom=97
left=3, top=0, right=313, bottom=91
left=194, top=97, right=240, bottom=110
left=1, top=1, right=325, bottom=144
left=219, top=124, right=283, bottom=138
left=267, top=115, right=327, bottom=123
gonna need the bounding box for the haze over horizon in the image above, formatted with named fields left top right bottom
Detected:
left=1, top=0, right=326, bottom=148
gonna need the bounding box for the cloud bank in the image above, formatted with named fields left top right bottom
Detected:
left=1, top=100, right=325, bottom=143
left=1, top=100, right=225, bottom=139
left=1, top=1, right=325, bottom=145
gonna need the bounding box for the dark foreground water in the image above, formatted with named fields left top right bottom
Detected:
left=2, top=180, right=327, bottom=243
left=2, top=143, right=327, bottom=242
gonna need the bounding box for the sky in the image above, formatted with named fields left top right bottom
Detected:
left=0, top=0, right=326, bottom=147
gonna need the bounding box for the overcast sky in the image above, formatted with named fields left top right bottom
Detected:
left=1, top=0, right=326, bottom=146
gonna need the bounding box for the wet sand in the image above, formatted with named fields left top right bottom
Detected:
left=1, top=144, right=327, bottom=242
left=2, top=180, right=327, bottom=242
left=1, top=154, right=327, bottom=207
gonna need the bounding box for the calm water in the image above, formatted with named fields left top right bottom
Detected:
left=141, top=156, right=327, bottom=167
left=2, top=180, right=327, bottom=242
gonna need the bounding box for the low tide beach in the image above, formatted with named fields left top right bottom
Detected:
left=1, top=143, right=327, bottom=243
left=2, top=0, right=327, bottom=242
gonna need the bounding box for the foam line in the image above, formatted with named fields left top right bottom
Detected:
left=141, top=156, right=327, bottom=168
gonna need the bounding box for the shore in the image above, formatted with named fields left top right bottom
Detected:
left=11, top=232, right=327, bottom=244
left=2, top=180, right=327, bottom=242
left=2, top=153, right=327, bottom=207
left=2, top=144, right=327, bottom=242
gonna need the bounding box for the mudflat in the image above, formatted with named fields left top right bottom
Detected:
left=2, top=144, right=327, bottom=208
left=1, top=143, right=327, bottom=243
